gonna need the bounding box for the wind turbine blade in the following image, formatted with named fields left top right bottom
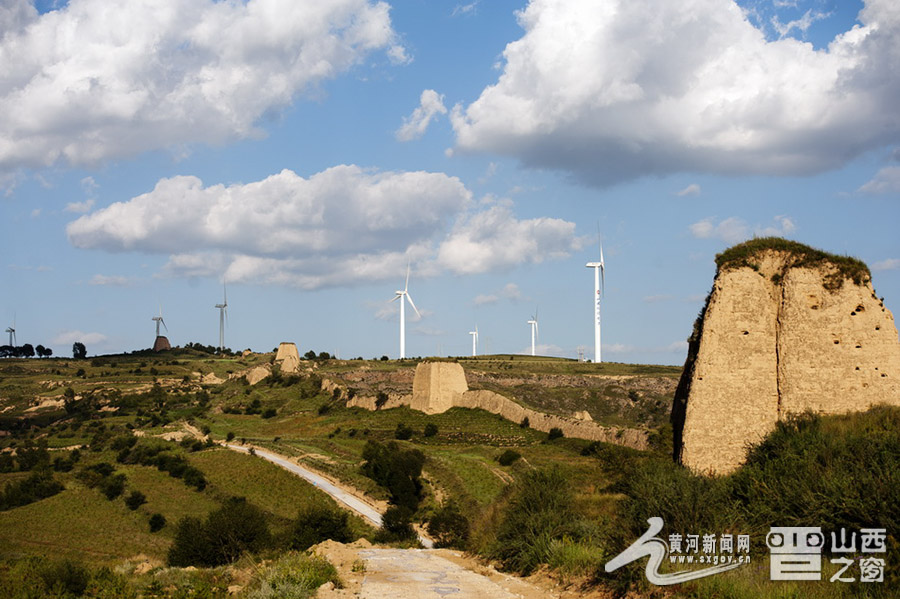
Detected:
left=404, top=261, right=411, bottom=293
left=390, top=294, right=401, bottom=302
left=160, top=317, right=168, bottom=332
left=223, top=281, right=227, bottom=306
left=600, top=243, right=605, bottom=296
left=406, top=293, right=421, bottom=318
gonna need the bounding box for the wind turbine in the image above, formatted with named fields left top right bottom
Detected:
left=527, top=308, right=539, bottom=357
left=215, top=282, right=228, bottom=351
left=469, top=325, right=479, bottom=357
left=152, top=305, right=168, bottom=338
left=390, top=264, right=420, bottom=359
left=5, top=315, right=15, bottom=346
left=585, top=231, right=605, bottom=363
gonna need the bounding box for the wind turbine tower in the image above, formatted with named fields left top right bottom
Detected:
left=390, top=264, right=420, bottom=359
left=215, top=283, right=228, bottom=351
left=586, top=237, right=605, bottom=363
left=152, top=305, right=171, bottom=352
left=469, top=325, right=479, bottom=357
left=5, top=316, right=15, bottom=346
left=527, top=310, right=539, bottom=357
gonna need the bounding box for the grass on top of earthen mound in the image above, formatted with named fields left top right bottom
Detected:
left=715, top=237, right=870, bottom=286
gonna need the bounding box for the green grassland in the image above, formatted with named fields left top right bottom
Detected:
left=1, top=351, right=894, bottom=599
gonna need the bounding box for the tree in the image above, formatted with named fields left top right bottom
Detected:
left=44, top=347, right=53, bottom=358
left=21, top=343, right=34, bottom=358
left=35, top=344, right=46, bottom=357
left=72, top=342, right=87, bottom=359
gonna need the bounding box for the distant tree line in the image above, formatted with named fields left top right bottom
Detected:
left=0, top=343, right=53, bottom=358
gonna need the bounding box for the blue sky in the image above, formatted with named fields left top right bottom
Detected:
left=1, top=0, right=898, bottom=365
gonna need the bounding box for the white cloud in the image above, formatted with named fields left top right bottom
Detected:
left=452, top=2, right=479, bottom=17
left=395, top=89, right=448, bottom=141
left=0, top=0, right=403, bottom=171
left=68, top=165, right=581, bottom=288
left=473, top=282, right=523, bottom=305
left=437, top=205, right=582, bottom=274
left=51, top=330, right=108, bottom=346
left=689, top=215, right=795, bottom=243
left=676, top=183, right=701, bottom=197
left=772, top=9, right=830, bottom=39
left=858, top=166, right=900, bottom=194
left=473, top=293, right=499, bottom=305
left=89, top=274, right=133, bottom=286
left=451, top=0, right=900, bottom=186
left=873, top=258, right=900, bottom=271
left=65, top=199, right=95, bottom=213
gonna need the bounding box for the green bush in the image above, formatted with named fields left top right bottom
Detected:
left=427, top=501, right=470, bottom=549
left=547, top=427, right=563, bottom=441
left=394, top=422, right=413, bottom=440
left=423, top=423, right=438, bottom=438
left=38, top=559, right=90, bottom=597
left=360, top=441, right=425, bottom=511
left=246, top=553, right=341, bottom=599
left=100, top=473, right=127, bottom=500
left=375, top=505, right=417, bottom=543
left=125, top=490, right=146, bottom=511
left=489, top=468, right=582, bottom=574
left=149, top=513, right=166, bottom=533
left=497, top=449, right=520, bottom=466
left=289, top=504, right=355, bottom=551
left=168, top=497, right=271, bottom=567
left=0, top=470, right=64, bottom=511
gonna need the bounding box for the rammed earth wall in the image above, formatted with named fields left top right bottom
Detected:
left=672, top=249, right=900, bottom=475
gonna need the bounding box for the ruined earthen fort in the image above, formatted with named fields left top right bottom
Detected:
left=672, top=239, right=900, bottom=475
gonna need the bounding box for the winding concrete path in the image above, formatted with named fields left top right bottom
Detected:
left=224, top=444, right=434, bottom=548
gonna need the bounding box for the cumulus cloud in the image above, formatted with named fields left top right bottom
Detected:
left=437, top=205, right=582, bottom=274
left=0, top=0, right=403, bottom=171
left=68, top=166, right=581, bottom=289
left=689, top=215, right=795, bottom=243
left=451, top=0, right=900, bottom=186
left=395, top=89, right=448, bottom=141
left=858, top=166, right=900, bottom=194
left=51, top=330, right=108, bottom=346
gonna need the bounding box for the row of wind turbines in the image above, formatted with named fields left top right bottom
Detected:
left=392, top=237, right=606, bottom=362
left=146, top=236, right=603, bottom=361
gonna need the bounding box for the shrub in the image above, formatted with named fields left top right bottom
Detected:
left=497, top=449, right=521, bottom=466
left=0, top=470, right=64, bottom=511
left=394, top=422, right=413, bottom=440
left=226, top=432, right=236, bottom=442
left=289, top=504, right=355, bottom=551
left=38, top=559, right=90, bottom=597
left=360, top=441, right=425, bottom=511
left=374, top=392, right=389, bottom=409
left=262, top=408, right=277, bottom=419
left=100, top=473, right=127, bottom=500
left=489, top=468, right=581, bottom=574
left=246, top=553, right=341, bottom=599
left=375, top=505, right=416, bottom=543
left=427, top=501, right=470, bottom=549
left=168, top=497, right=271, bottom=567
left=149, top=513, right=167, bottom=533
left=547, top=427, right=564, bottom=441
left=125, top=490, right=147, bottom=511
left=520, top=417, right=530, bottom=428
left=423, top=423, right=438, bottom=438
